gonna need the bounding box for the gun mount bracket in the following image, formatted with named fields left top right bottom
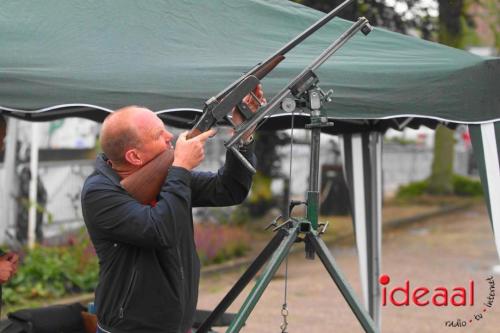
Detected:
left=290, top=70, right=319, bottom=98
left=361, top=22, right=373, bottom=36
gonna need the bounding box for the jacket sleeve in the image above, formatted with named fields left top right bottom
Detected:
left=190, top=143, right=256, bottom=207
left=81, top=167, right=192, bottom=248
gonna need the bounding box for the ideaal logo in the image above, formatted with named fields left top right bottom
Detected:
left=379, top=274, right=495, bottom=328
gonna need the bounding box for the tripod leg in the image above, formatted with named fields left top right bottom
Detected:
left=226, top=224, right=300, bottom=333
left=196, top=229, right=288, bottom=333
left=306, top=233, right=378, bottom=333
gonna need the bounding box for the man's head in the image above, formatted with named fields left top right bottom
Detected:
left=100, top=106, right=174, bottom=171
left=0, top=114, right=7, bottom=152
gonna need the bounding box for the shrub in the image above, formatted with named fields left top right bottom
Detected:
left=396, top=179, right=429, bottom=199
left=194, top=223, right=251, bottom=266
left=3, top=229, right=98, bottom=305
left=452, top=174, right=483, bottom=196
left=395, top=175, right=483, bottom=200
left=2, top=223, right=253, bottom=306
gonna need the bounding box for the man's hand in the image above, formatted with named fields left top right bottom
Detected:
left=172, top=129, right=217, bottom=171
left=0, top=253, right=17, bottom=284
left=5, top=252, right=19, bottom=275
left=231, top=84, right=266, bottom=142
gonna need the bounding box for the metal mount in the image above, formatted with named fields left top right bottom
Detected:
left=196, top=14, right=377, bottom=333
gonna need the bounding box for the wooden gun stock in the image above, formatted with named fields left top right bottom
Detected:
left=186, top=127, right=203, bottom=140
left=253, top=55, right=285, bottom=80
left=120, top=148, right=175, bottom=204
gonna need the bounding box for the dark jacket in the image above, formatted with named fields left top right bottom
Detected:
left=81, top=147, right=255, bottom=333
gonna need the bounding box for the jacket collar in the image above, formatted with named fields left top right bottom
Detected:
left=95, top=153, right=123, bottom=187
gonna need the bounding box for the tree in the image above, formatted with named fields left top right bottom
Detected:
left=296, top=0, right=479, bottom=195
left=428, top=0, right=470, bottom=194
left=295, top=0, right=437, bottom=36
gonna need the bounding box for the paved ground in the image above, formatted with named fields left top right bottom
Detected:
left=197, top=204, right=500, bottom=332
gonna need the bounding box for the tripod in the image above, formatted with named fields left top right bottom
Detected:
left=197, top=84, right=378, bottom=332
left=195, top=15, right=377, bottom=333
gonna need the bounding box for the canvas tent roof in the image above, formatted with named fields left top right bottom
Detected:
left=1, top=0, right=499, bottom=133
left=2, top=1, right=500, bottom=330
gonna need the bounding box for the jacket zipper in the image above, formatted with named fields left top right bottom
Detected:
left=177, top=247, right=184, bottom=281
left=119, top=269, right=138, bottom=319
left=176, top=246, right=185, bottom=329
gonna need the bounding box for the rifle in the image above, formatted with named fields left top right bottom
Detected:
left=121, top=0, right=360, bottom=204
left=120, top=147, right=174, bottom=204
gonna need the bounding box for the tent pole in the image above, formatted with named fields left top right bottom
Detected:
left=368, top=132, right=382, bottom=329
left=342, top=132, right=383, bottom=330
left=28, top=123, right=40, bottom=249
left=469, top=123, right=500, bottom=262
left=2, top=118, right=18, bottom=245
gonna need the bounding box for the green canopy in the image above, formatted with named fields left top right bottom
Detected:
left=1, top=0, right=499, bottom=129
left=1, top=1, right=499, bottom=330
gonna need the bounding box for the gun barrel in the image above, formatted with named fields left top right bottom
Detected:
left=266, top=0, right=355, bottom=59
left=225, top=17, right=371, bottom=148
left=214, top=0, right=355, bottom=102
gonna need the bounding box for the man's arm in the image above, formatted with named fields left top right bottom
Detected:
left=82, top=167, right=192, bottom=248
left=189, top=86, right=263, bottom=207
left=190, top=141, right=256, bottom=207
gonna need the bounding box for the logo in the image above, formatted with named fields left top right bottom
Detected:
left=379, top=274, right=474, bottom=307
left=379, top=274, right=495, bottom=328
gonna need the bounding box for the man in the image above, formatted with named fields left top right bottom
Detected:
left=82, top=87, right=264, bottom=333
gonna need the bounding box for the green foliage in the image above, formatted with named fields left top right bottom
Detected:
left=396, top=174, right=483, bottom=200
left=19, top=197, right=54, bottom=225
left=249, top=131, right=290, bottom=217
left=228, top=206, right=251, bottom=226
left=294, top=0, right=438, bottom=39
left=452, top=174, right=483, bottom=196
left=247, top=171, right=277, bottom=217
left=480, top=0, right=500, bottom=52
left=3, top=230, right=98, bottom=305
left=396, top=179, right=430, bottom=199
left=2, top=223, right=254, bottom=305
left=249, top=172, right=273, bottom=203
left=194, top=223, right=251, bottom=266
left=384, top=137, right=417, bottom=146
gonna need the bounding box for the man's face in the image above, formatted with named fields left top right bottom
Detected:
left=134, top=110, right=174, bottom=165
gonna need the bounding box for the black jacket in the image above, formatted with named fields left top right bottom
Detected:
left=81, top=147, right=255, bottom=333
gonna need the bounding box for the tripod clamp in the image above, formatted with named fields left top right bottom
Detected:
left=318, top=221, right=330, bottom=236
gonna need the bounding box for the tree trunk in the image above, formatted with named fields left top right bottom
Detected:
left=428, top=0, right=466, bottom=194
left=428, top=126, right=455, bottom=194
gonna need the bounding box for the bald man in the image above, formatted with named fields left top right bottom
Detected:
left=81, top=88, right=264, bottom=333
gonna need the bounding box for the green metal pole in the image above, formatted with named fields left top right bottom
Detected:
left=226, top=224, right=300, bottom=333
left=306, top=191, right=319, bottom=230
left=306, top=109, right=322, bottom=231
left=306, top=232, right=379, bottom=333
